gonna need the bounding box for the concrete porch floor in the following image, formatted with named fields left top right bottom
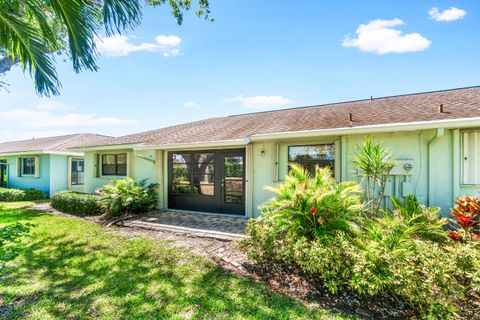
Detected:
left=117, top=210, right=248, bottom=241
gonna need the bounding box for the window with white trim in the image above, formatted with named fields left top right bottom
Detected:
left=21, top=157, right=36, bottom=176
left=102, top=153, right=127, bottom=176
left=462, top=131, right=480, bottom=185
left=288, top=144, right=335, bottom=177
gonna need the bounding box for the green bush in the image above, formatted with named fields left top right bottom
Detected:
left=240, top=166, right=480, bottom=319
left=0, top=187, right=47, bottom=202
left=50, top=191, right=102, bottom=216
left=99, top=178, right=158, bottom=217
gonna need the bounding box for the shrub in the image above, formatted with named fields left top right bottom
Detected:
left=240, top=166, right=479, bottom=319
left=99, top=178, right=158, bottom=217
left=50, top=191, right=102, bottom=216
left=0, top=187, right=47, bottom=202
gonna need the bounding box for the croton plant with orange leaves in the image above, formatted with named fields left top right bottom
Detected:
left=448, top=194, right=480, bottom=243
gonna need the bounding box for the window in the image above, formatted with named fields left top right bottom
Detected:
left=71, top=159, right=84, bottom=185
left=462, top=131, right=480, bottom=185
left=102, top=153, right=127, bottom=176
left=288, top=144, right=335, bottom=176
left=21, top=157, right=36, bottom=176
left=0, top=159, right=6, bottom=187
left=171, top=152, right=215, bottom=196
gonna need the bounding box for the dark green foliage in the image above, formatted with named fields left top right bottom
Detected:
left=100, top=178, right=159, bottom=217
left=0, top=187, right=47, bottom=202
left=240, top=167, right=480, bottom=319
left=50, top=191, right=102, bottom=216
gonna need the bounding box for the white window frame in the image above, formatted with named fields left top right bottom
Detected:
left=20, top=157, right=36, bottom=177
left=461, top=130, right=480, bottom=186
left=99, top=152, right=129, bottom=178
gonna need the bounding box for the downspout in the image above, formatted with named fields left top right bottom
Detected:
left=427, top=128, right=445, bottom=206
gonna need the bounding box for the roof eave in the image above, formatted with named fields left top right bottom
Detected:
left=249, top=117, right=480, bottom=141
left=68, top=143, right=144, bottom=152
left=0, top=150, right=84, bottom=157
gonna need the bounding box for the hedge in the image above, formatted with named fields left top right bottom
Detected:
left=0, top=188, right=47, bottom=202
left=50, top=191, right=102, bottom=216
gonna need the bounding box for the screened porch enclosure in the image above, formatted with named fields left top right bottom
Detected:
left=167, top=149, right=245, bottom=215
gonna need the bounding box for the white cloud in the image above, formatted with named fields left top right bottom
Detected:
left=97, top=35, right=181, bottom=57
left=342, top=19, right=431, bottom=54
left=155, top=35, right=181, bottom=47
left=183, top=101, right=199, bottom=108
left=227, top=95, right=292, bottom=110
left=429, top=7, right=466, bottom=22
left=0, top=108, right=135, bottom=128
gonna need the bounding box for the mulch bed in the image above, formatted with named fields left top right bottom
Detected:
left=242, top=260, right=417, bottom=319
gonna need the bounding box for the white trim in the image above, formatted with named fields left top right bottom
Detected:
left=135, top=139, right=246, bottom=151
left=0, top=150, right=83, bottom=157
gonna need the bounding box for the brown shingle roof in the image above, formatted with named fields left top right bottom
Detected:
left=81, top=86, right=480, bottom=148
left=0, top=133, right=113, bottom=154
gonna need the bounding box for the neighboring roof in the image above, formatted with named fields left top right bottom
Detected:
left=80, top=86, right=480, bottom=148
left=0, top=133, right=113, bottom=155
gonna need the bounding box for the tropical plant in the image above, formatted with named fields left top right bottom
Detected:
left=0, top=0, right=211, bottom=96
left=261, top=164, right=363, bottom=240
left=99, top=177, right=158, bottom=217
left=352, top=137, right=395, bottom=213
left=448, top=194, right=480, bottom=243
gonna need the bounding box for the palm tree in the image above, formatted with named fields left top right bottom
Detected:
left=0, top=0, right=210, bottom=96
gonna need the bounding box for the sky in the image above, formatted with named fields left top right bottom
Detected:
left=0, top=0, right=478, bottom=142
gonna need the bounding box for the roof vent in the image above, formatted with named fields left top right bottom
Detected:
left=370, top=96, right=373, bottom=101
left=439, top=104, right=449, bottom=114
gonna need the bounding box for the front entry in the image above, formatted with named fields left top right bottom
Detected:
left=168, top=149, right=245, bottom=215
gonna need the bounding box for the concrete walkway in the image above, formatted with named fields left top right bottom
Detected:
left=118, top=210, right=248, bottom=241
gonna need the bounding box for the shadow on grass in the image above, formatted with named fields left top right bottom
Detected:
left=0, top=208, right=47, bottom=224
left=1, top=216, right=345, bottom=320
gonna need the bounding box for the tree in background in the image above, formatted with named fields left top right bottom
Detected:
left=0, top=0, right=211, bottom=96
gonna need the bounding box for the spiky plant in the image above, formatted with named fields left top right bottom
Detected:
left=352, top=137, right=396, bottom=214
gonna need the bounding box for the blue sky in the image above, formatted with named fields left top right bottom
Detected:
left=0, top=0, right=478, bottom=142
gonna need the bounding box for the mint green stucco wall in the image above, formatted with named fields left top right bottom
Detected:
left=49, top=154, right=69, bottom=195
left=3, top=154, right=50, bottom=195
left=0, top=154, right=83, bottom=196
left=248, top=128, right=475, bottom=217
left=83, top=150, right=158, bottom=193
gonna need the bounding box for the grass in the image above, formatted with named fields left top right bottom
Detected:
left=0, top=202, right=354, bottom=320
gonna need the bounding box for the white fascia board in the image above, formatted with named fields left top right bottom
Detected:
left=134, top=139, right=247, bottom=151
left=68, top=144, right=143, bottom=152
left=249, top=117, right=480, bottom=141
left=0, top=150, right=83, bottom=157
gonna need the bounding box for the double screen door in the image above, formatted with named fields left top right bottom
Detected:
left=168, top=149, right=245, bottom=215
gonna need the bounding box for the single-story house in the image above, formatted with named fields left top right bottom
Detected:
left=73, top=86, right=480, bottom=217
left=0, top=134, right=112, bottom=196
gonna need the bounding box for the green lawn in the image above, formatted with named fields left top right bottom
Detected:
left=0, top=202, right=353, bottom=320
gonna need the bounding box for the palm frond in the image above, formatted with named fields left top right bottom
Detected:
left=49, top=0, right=100, bottom=72
left=0, top=5, right=59, bottom=95
left=103, top=0, right=142, bottom=35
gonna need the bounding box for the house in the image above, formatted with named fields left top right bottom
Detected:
left=74, top=86, right=480, bottom=217
left=0, top=134, right=112, bottom=196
